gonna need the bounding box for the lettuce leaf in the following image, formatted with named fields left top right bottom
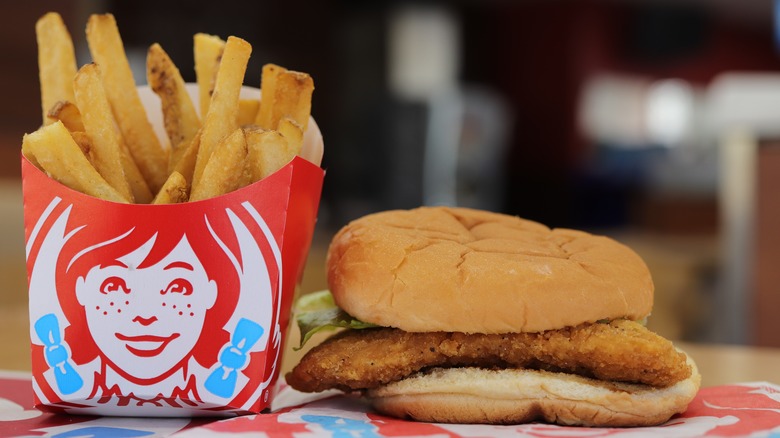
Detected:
left=294, top=290, right=378, bottom=350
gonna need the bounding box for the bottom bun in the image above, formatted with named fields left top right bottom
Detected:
left=367, top=355, right=700, bottom=427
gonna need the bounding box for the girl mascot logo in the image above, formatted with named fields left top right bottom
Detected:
left=22, top=155, right=323, bottom=417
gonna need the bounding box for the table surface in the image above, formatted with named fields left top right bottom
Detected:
left=675, top=341, right=780, bottom=386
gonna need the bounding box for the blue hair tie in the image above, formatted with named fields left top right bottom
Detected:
left=34, top=313, right=83, bottom=395
left=205, top=318, right=264, bottom=398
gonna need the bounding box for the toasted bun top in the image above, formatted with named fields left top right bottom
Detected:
left=327, top=206, right=653, bottom=333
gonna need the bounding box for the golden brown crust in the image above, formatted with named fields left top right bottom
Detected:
left=285, top=320, right=691, bottom=393
left=369, top=358, right=701, bottom=427
left=327, top=206, right=654, bottom=333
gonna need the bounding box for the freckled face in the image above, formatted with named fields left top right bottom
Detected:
left=76, top=235, right=217, bottom=380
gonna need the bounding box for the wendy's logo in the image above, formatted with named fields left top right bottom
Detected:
left=75, top=233, right=218, bottom=381
left=25, top=193, right=283, bottom=414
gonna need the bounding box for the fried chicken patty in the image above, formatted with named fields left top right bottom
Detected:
left=286, top=320, right=691, bottom=393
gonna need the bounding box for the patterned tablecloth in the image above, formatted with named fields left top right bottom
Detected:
left=1, top=370, right=779, bottom=437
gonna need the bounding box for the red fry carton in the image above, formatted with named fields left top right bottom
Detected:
left=21, top=86, right=325, bottom=416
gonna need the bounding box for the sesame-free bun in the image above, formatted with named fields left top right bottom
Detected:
left=327, top=206, right=653, bottom=333
left=368, top=354, right=701, bottom=427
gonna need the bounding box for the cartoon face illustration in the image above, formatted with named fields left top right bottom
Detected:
left=24, top=181, right=300, bottom=414
left=75, top=235, right=217, bottom=381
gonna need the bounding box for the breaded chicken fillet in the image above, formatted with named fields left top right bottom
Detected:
left=287, top=320, right=691, bottom=393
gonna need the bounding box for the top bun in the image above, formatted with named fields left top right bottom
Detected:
left=327, top=206, right=653, bottom=333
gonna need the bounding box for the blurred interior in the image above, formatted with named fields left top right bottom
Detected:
left=2, top=0, right=780, bottom=373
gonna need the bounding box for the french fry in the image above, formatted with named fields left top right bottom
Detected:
left=238, top=99, right=260, bottom=126
left=120, top=143, right=154, bottom=204
left=255, top=65, right=314, bottom=131
left=147, top=43, right=201, bottom=172
left=271, top=70, right=314, bottom=131
left=47, top=101, right=84, bottom=132
left=22, top=122, right=129, bottom=203
left=194, top=33, right=226, bottom=117
left=153, top=171, right=188, bottom=204
left=172, top=130, right=201, bottom=185
left=74, top=63, right=134, bottom=202
left=192, top=36, right=251, bottom=190
left=70, top=130, right=154, bottom=204
left=36, top=12, right=77, bottom=126
left=30, top=14, right=319, bottom=204
left=21, top=130, right=46, bottom=169
left=70, top=130, right=92, bottom=151
left=86, top=13, right=167, bottom=192
left=69, top=131, right=93, bottom=157
left=277, top=117, right=305, bottom=155
left=22, top=148, right=42, bottom=170
left=255, top=63, right=285, bottom=129
left=190, top=128, right=247, bottom=201
left=244, top=126, right=293, bottom=182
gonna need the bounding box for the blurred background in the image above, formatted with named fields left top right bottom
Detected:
left=2, top=0, right=780, bottom=371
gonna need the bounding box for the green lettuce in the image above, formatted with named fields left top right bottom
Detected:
left=294, top=290, right=378, bottom=350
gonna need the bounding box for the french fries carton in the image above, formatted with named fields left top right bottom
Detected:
left=21, top=86, right=324, bottom=416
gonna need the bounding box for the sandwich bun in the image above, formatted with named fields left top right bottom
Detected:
left=368, top=354, right=701, bottom=427
left=327, top=206, right=654, bottom=333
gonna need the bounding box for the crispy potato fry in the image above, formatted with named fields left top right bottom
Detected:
left=119, top=143, right=154, bottom=204
left=47, top=101, right=84, bottom=132
left=192, top=36, right=252, bottom=190
left=153, top=171, right=188, bottom=204
left=194, top=33, right=226, bottom=117
left=30, top=14, right=319, bottom=203
left=255, top=63, right=285, bottom=129
left=277, top=117, right=305, bottom=155
left=237, top=162, right=254, bottom=189
left=244, top=126, right=295, bottom=182
left=147, top=43, right=201, bottom=173
left=70, top=131, right=93, bottom=156
left=271, top=70, right=314, bottom=131
left=70, top=129, right=153, bottom=203
left=36, top=12, right=77, bottom=126
left=190, top=128, right=247, bottom=201
left=74, top=63, right=134, bottom=201
left=173, top=130, right=201, bottom=185
left=256, top=65, right=314, bottom=131
left=22, top=122, right=129, bottom=203
left=20, top=133, right=43, bottom=170
left=21, top=147, right=42, bottom=170
left=238, top=99, right=260, bottom=126
left=86, top=13, right=167, bottom=192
